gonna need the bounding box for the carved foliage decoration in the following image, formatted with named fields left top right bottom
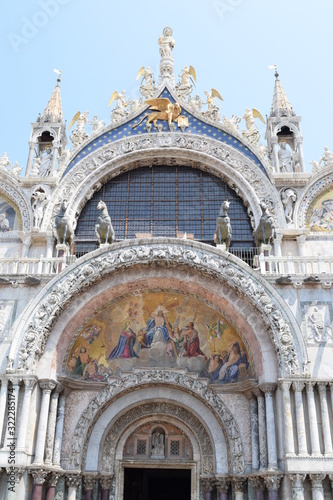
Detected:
left=14, top=241, right=300, bottom=376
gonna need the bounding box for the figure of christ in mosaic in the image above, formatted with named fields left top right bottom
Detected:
left=65, top=290, right=252, bottom=383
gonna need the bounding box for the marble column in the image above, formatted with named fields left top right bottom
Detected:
left=297, top=139, right=305, bottom=172
left=4, top=377, right=21, bottom=444
left=215, top=476, right=230, bottom=500
left=0, top=378, right=8, bottom=446
left=100, top=475, right=114, bottom=500
left=201, top=477, right=215, bottom=500
left=305, top=382, right=321, bottom=456
left=249, top=476, right=265, bottom=500
left=52, top=391, right=67, bottom=466
left=66, top=474, right=81, bottom=500
left=288, top=473, right=306, bottom=500
left=279, top=381, right=295, bottom=456
left=292, top=381, right=307, bottom=456
left=317, top=383, right=333, bottom=456
left=26, top=142, right=35, bottom=176
left=45, top=234, right=54, bottom=259
left=17, top=378, right=37, bottom=451
left=264, top=475, right=281, bottom=500
left=252, top=388, right=267, bottom=469
left=272, top=138, right=279, bottom=172
left=44, top=384, right=63, bottom=464
left=83, top=475, right=97, bottom=500
left=49, top=144, right=59, bottom=176
left=309, top=474, right=325, bottom=500
left=45, top=472, right=62, bottom=500
left=232, top=477, right=247, bottom=499
left=30, top=469, right=49, bottom=500
left=261, top=384, right=278, bottom=469
left=329, top=474, right=333, bottom=497
left=33, top=380, right=56, bottom=464
left=247, top=392, right=260, bottom=470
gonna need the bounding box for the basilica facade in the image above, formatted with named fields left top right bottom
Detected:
left=0, top=27, right=333, bottom=500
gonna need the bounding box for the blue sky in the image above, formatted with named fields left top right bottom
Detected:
left=1, top=0, right=333, bottom=172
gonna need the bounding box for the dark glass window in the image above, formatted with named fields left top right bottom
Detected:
left=75, top=165, right=254, bottom=247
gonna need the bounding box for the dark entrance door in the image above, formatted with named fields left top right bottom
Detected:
left=124, top=467, right=191, bottom=500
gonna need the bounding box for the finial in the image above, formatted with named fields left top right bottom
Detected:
left=54, top=68, right=61, bottom=84
left=268, top=64, right=279, bottom=79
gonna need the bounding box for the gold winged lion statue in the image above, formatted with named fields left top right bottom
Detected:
left=132, top=97, right=181, bottom=129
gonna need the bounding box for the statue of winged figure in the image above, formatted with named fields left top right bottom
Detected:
left=69, top=111, right=89, bottom=148
left=109, top=90, right=127, bottom=123
left=132, top=98, right=181, bottom=130
left=176, top=65, right=196, bottom=98
left=202, top=88, right=223, bottom=122
left=242, top=108, right=265, bottom=147
left=137, top=66, right=156, bottom=98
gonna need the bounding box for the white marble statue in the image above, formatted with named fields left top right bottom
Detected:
left=320, top=146, right=333, bottom=168
left=137, top=66, right=156, bottom=98
left=202, top=89, right=223, bottom=122
left=278, top=142, right=293, bottom=172
left=188, top=95, right=203, bottom=114
left=222, top=115, right=241, bottom=134
left=158, top=27, right=175, bottom=58
left=281, top=188, right=297, bottom=224
left=176, top=65, right=196, bottom=98
left=151, top=431, right=165, bottom=457
left=109, top=90, right=127, bottom=123
left=0, top=152, right=11, bottom=171
left=0, top=152, right=22, bottom=177
left=69, top=111, right=89, bottom=148
left=89, top=115, right=105, bottom=134
left=38, top=146, right=53, bottom=176
left=242, top=108, right=265, bottom=147
left=31, top=191, right=48, bottom=229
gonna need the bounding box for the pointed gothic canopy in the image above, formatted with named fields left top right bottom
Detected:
left=270, top=69, right=295, bottom=118
left=39, top=74, right=63, bottom=122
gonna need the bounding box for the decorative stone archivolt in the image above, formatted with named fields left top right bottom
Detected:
left=40, top=132, right=285, bottom=233
left=297, top=171, right=333, bottom=229
left=69, top=373, right=243, bottom=473
left=10, top=239, right=305, bottom=375
left=99, top=402, right=213, bottom=474
left=0, top=178, right=31, bottom=231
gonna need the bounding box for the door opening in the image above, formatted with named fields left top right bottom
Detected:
left=124, top=467, right=191, bottom=500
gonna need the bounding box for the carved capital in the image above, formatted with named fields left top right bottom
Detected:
left=232, top=476, right=247, bottom=493
left=9, top=376, right=22, bottom=387
left=100, top=474, right=114, bottom=490
left=278, top=380, right=291, bottom=392
left=264, top=475, right=282, bottom=491
left=200, top=476, right=215, bottom=492
left=309, top=474, right=326, bottom=488
left=305, top=381, right=314, bottom=393
left=6, top=467, right=25, bottom=482
left=23, top=377, right=37, bottom=390
left=292, top=381, right=305, bottom=393
left=251, top=387, right=263, bottom=398
left=249, top=476, right=265, bottom=491
left=30, top=468, right=49, bottom=484
left=260, top=383, right=277, bottom=395
left=39, top=379, right=57, bottom=392
left=47, top=472, right=62, bottom=487
left=215, top=476, right=230, bottom=492
left=317, top=382, right=328, bottom=394
left=66, top=474, right=81, bottom=488
left=288, top=474, right=306, bottom=488
left=83, top=474, right=98, bottom=490
left=55, top=383, right=64, bottom=394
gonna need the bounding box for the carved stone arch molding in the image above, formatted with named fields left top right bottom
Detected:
left=40, top=133, right=286, bottom=232
left=10, top=239, right=306, bottom=375
left=0, top=175, right=32, bottom=231
left=297, top=170, right=333, bottom=228
left=70, top=382, right=237, bottom=473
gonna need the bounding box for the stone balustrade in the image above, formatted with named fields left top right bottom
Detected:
left=0, top=256, right=73, bottom=276
left=258, top=253, right=333, bottom=276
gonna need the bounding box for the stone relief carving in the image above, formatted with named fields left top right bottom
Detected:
left=0, top=300, right=16, bottom=339
left=14, top=241, right=300, bottom=376
left=301, top=301, right=333, bottom=344
left=298, top=172, right=333, bottom=228
left=42, top=132, right=280, bottom=234
left=70, top=373, right=242, bottom=473
left=0, top=182, right=30, bottom=231
left=99, top=402, right=214, bottom=474
left=281, top=188, right=297, bottom=224
left=31, top=189, right=48, bottom=229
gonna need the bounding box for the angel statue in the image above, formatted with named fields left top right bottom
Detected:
left=89, top=115, right=105, bottom=134
left=242, top=108, right=265, bottom=147
left=202, top=88, right=223, bottom=122
left=137, top=66, right=156, bottom=98
left=132, top=97, right=181, bottom=130
left=109, top=90, right=127, bottom=123
left=69, top=111, right=89, bottom=148
left=175, top=65, right=196, bottom=99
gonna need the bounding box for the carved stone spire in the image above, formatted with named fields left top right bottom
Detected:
left=158, top=27, right=175, bottom=86
left=270, top=67, right=295, bottom=118
left=40, top=71, right=64, bottom=123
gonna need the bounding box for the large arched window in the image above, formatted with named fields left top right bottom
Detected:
left=75, top=165, right=254, bottom=255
